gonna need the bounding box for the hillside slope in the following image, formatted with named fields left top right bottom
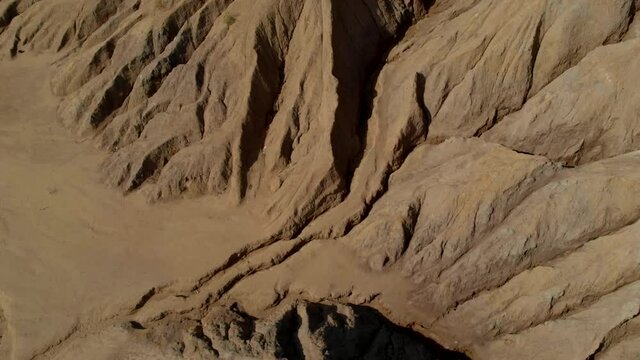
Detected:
left=1, top=0, right=639, bottom=359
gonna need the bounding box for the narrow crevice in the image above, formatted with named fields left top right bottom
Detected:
left=620, top=1, right=638, bottom=41
left=346, top=11, right=416, bottom=194
left=190, top=322, right=220, bottom=357
left=275, top=307, right=305, bottom=359
left=0, top=1, right=19, bottom=33
left=587, top=309, right=640, bottom=360
left=29, top=323, right=81, bottom=360
left=401, top=201, right=422, bottom=258
left=587, top=306, right=640, bottom=359
left=467, top=13, right=544, bottom=138
left=236, top=52, right=286, bottom=201
left=473, top=109, right=498, bottom=138
left=131, top=287, right=158, bottom=313
left=522, top=14, right=544, bottom=101
left=90, top=68, right=135, bottom=129
left=126, top=135, right=188, bottom=191
left=606, top=0, right=637, bottom=44
left=342, top=74, right=431, bottom=239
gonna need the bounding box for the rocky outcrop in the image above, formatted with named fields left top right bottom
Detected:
left=49, top=300, right=469, bottom=359
left=139, top=301, right=468, bottom=360
left=2, top=0, right=640, bottom=359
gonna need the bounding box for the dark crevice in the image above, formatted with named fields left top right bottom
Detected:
left=347, top=11, right=416, bottom=194
left=606, top=0, right=637, bottom=43
left=236, top=0, right=302, bottom=201
left=473, top=109, right=498, bottom=137
left=129, top=320, right=146, bottom=330
left=127, top=136, right=187, bottom=191
left=237, top=56, right=285, bottom=200
left=0, top=1, right=19, bottom=33
left=90, top=68, right=134, bottom=128
left=190, top=323, right=220, bottom=357
left=342, top=73, right=432, bottom=238
left=621, top=0, right=638, bottom=40
left=586, top=307, right=640, bottom=360
left=9, top=33, right=19, bottom=57
left=401, top=201, right=423, bottom=258
left=321, top=13, right=432, bottom=241
left=275, top=308, right=305, bottom=359
left=522, top=13, right=545, bottom=101
left=131, top=287, right=157, bottom=312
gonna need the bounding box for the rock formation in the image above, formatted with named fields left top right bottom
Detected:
left=1, top=0, right=639, bottom=359
left=51, top=300, right=468, bottom=359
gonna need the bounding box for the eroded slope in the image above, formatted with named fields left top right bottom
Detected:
left=1, top=0, right=640, bottom=359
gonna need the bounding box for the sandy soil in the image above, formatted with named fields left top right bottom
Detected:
left=0, top=56, right=269, bottom=360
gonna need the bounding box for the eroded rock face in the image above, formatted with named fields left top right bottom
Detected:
left=2, top=0, right=640, bottom=359
left=484, top=39, right=640, bottom=166
left=1, top=0, right=425, bottom=239
left=153, top=301, right=468, bottom=360
left=49, top=301, right=469, bottom=360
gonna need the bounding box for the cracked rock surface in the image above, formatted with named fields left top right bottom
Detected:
left=1, top=0, right=640, bottom=359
